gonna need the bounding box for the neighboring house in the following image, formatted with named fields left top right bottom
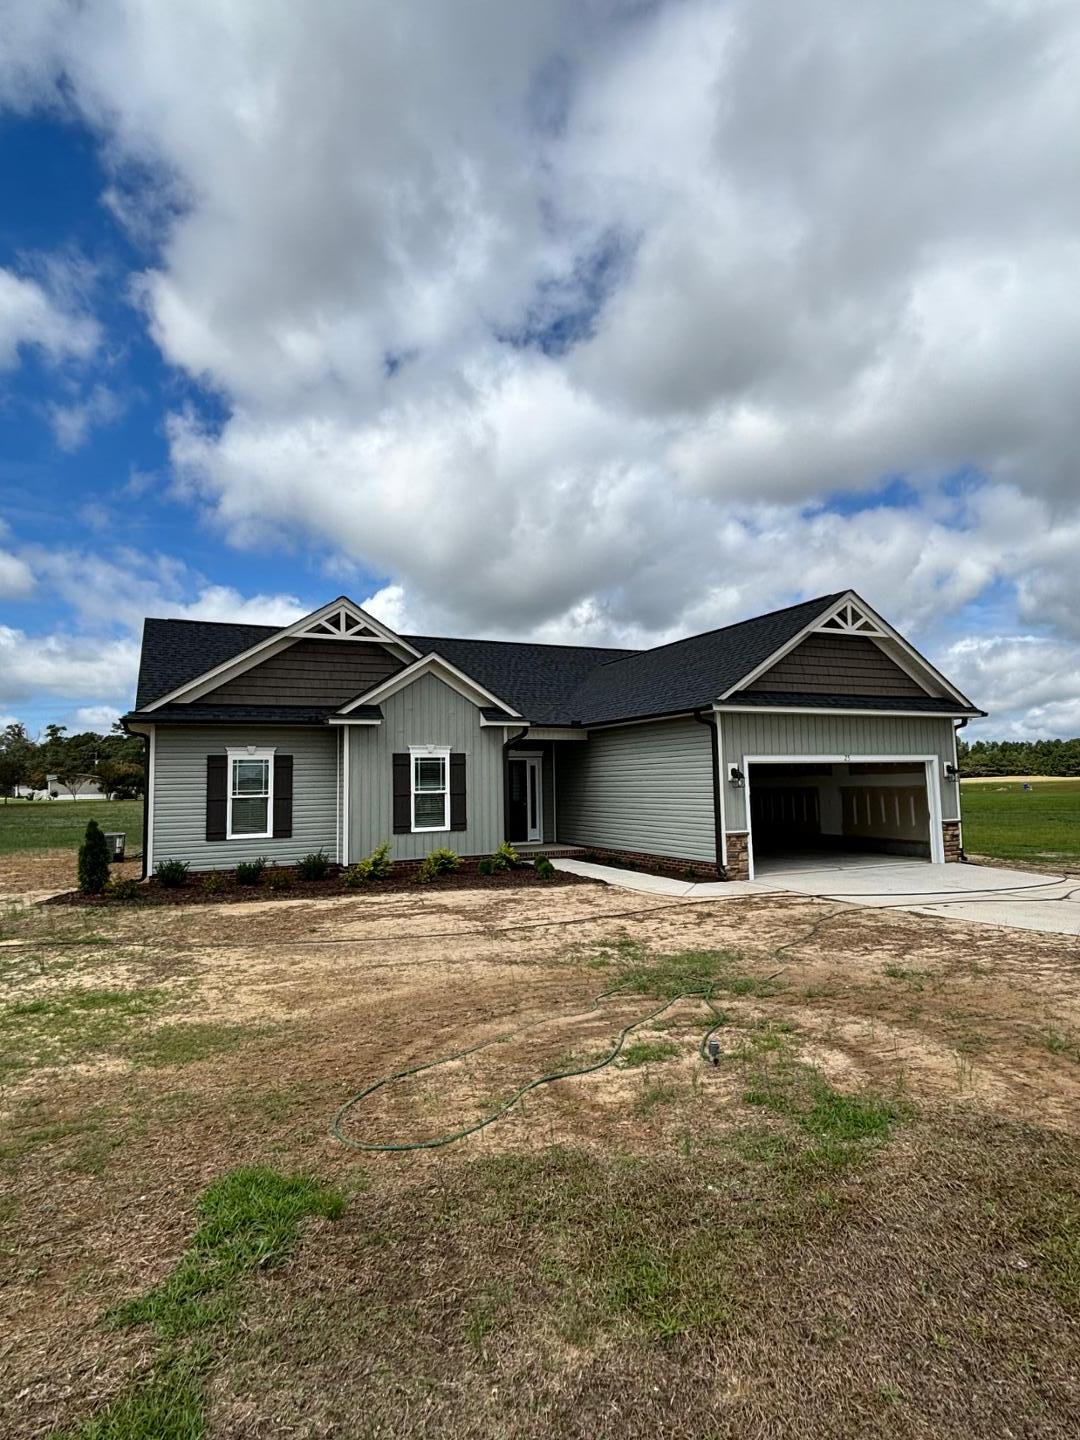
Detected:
left=121, top=591, right=984, bottom=882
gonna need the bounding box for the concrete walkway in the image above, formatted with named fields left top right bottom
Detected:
left=552, top=856, right=1080, bottom=937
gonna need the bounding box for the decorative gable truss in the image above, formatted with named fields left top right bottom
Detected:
left=719, top=591, right=976, bottom=708
left=142, top=597, right=421, bottom=710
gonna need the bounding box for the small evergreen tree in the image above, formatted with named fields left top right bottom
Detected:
left=78, top=818, right=110, bottom=895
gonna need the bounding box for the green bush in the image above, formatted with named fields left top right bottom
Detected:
left=235, top=857, right=267, bottom=886
left=202, top=871, right=226, bottom=894
left=418, top=847, right=460, bottom=883
left=154, top=858, right=190, bottom=889
left=477, top=857, right=495, bottom=876
left=77, top=818, right=111, bottom=895
left=344, top=841, right=393, bottom=886
left=104, top=875, right=142, bottom=902
left=264, top=866, right=293, bottom=892
left=295, top=850, right=331, bottom=881
left=490, top=841, right=521, bottom=872
left=533, top=855, right=556, bottom=880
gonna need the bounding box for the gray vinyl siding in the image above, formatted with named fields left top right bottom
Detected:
left=555, top=717, right=714, bottom=862
left=198, top=639, right=402, bottom=707
left=151, top=725, right=338, bottom=871
left=348, top=672, right=505, bottom=861
left=719, top=711, right=958, bottom=829
left=745, top=634, right=927, bottom=696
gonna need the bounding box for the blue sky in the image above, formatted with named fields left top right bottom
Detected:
left=0, top=0, right=1078, bottom=740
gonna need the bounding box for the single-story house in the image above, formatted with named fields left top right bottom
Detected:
left=122, top=590, right=984, bottom=882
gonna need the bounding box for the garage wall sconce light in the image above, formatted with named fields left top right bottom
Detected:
left=728, top=766, right=746, bottom=788
left=944, top=763, right=959, bottom=782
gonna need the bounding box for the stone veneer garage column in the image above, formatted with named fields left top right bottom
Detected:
left=725, top=832, right=750, bottom=881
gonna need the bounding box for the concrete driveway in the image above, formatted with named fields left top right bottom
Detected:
left=554, top=852, right=1080, bottom=937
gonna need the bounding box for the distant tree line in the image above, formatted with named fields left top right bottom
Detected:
left=958, top=736, right=1080, bottom=777
left=0, top=722, right=145, bottom=802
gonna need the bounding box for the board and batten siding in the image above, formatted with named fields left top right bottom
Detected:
left=719, top=711, right=959, bottom=829
left=151, top=725, right=339, bottom=871
left=555, top=717, right=715, bottom=863
left=348, top=672, right=506, bottom=861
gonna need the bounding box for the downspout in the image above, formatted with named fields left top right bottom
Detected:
left=121, top=719, right=151, bottom=880
left=502, top=727, right=529, bottom=841
left=694, top=710, right=727, bottom=880
left=953, top=717, right=969, bottom=861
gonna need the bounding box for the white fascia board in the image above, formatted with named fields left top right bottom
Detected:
left=326, top=716, right=383, bottom=726
left=337, top=652, right=522, bottom=717
left=143, top=596, right=420, bottom=711
left=717, top=589, right=975, bottom=708
left=714, top=703, right=975, bottom=718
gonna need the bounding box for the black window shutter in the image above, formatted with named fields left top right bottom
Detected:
left=273, top=754, right=293, bottom=839
left=392, top=753, right=411, bottom=833
left=206, top=754, right=227, bottom=841
left=449, top=753, right=466, bottom=831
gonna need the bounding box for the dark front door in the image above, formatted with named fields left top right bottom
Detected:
left=507, top=758, right=529, bottom=841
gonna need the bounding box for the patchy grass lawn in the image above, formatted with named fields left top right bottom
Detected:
left=2, top=860, right=1080, bottom=1438
left=0, top=798, right=143, bottom=856
left=960, top=777, right=1080, bottom=866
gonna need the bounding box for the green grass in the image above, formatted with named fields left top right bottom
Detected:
left=960, top=779, right=1080, bottom=864
left=620, top=1038, right=681, bottom=1067
left=50, top=1355, right=206, bottom=1440
left=0, top=797, right=142, bottom=856
left=111, top=1167, right=346, bottom=1338
left=128, top=1022, right=260, bottom=1069
left=0, top=987, right=165, bottom=1080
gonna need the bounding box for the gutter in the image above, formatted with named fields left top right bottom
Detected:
left=693, top=710, right=727, bottom=880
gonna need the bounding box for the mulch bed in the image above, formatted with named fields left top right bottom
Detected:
left=43, top=863, right=600, bottom=907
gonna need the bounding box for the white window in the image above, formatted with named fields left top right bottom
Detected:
left=410, top=745, right=450, bottom=832
left=227, top=747, right=275, bottom=839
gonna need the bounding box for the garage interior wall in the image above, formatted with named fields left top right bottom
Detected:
left=748, top=761, right=932, bottom=857
left=719, top=712, right=959, bottom=832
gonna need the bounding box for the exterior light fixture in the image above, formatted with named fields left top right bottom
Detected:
left=728, top=765, right=745, bottom=788
left=944, top=763, right=959, bottom=783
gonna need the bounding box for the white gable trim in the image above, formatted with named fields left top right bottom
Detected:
left=337, top=652, right=522, bottom=717
left=717, top=591, right=975, bottom=708
left=142, top=596, right=421, bottom=711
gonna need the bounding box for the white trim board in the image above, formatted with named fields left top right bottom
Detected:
left=738, top=752, right=946, bottom=880
left=143, top=596, right=421, bottom=711
left=338, top=651, right=522, bottom=717
left=716, top=705, right=976, bottom=719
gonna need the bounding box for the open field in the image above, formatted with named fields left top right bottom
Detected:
left=2, top=852, right=1079, bottom=1438
left=0, top=799, right=142, bottom=858
left=960, top=778, right=1080, bottom=866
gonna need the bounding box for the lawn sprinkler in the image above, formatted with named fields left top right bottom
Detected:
left=707, top=1038, right=721, bottom=1067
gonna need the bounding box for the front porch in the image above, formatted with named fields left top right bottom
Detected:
left=514, top=841, right=587, bottom=859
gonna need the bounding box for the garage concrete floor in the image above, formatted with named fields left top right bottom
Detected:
left=554, top=853, right=1080, bottom=937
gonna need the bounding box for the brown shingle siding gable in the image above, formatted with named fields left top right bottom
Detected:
left=744, top=634, right=929, bottom=698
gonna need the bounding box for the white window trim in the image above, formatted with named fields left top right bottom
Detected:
left=226, top=746, right=276, bottom=841
left=409, top=744, right=451, bottom=833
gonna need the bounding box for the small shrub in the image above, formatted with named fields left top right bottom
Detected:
left=264, top=866, right=293, bottom=892
left=235, top=857, right=267, bottom=886
left=104, top=875, right=142, bottom=902
left=77, top=819, right=111, bottom=895
left=345, top=842, right=394, bottom=886
left=154, top=858, right=190, bottom=889
left=295, top=850, right=331, bottom=881
left=477, top=857, right=495, bottom=876
left=202, top=871, right=226, bottom=895
left=490, top=841, right=521, bottom=872
left=419, top=847, right=461, bottom=882
left=533, top=855, right=556, bottom=880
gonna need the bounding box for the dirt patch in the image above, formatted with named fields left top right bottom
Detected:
left=0, top=848, right=143, bottom=898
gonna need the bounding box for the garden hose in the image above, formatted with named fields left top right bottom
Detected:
left=331, top=965, right=784, bottom=1155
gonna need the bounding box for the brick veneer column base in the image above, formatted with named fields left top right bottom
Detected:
left=724, top=832, right=750, bottom=881
left=568, top=845, right=721, bottom=882
left=942, top=819, right=962, bottom=862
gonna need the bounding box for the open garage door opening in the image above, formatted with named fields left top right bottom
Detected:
left=746, top=759, right=938, bottom=878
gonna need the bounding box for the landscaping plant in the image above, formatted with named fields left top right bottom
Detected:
left=295, top=849, right=331, bottom=881
left=490, top=841, right=521, bottom=872
left=104, top=875, right=141, bottom=902
left=77, top=818, right=110, bottom=895
left=154, top=858, right=190, bottom=889
left=418, top=846, right=460, bottom=882
left=201, top=871, right=226, bottom=894
left=235, top=857, right=267, bottom=886
left=344, top=841, right=393, bottom=886
left=533, top=855, right=556, bottom=880
left=264, top=865, right=293, bottom=891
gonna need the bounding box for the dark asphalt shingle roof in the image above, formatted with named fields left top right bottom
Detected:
left=127, top=592, right=979, bottom=727
left=125, top=703, right=383, bottom=725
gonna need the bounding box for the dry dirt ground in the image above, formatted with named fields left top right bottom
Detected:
left=1, top=849, right=1079, bottom=1439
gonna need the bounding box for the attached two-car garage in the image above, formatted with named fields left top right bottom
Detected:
left=746, top=758, right=940, bottom=874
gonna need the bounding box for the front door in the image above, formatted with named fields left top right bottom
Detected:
left=507, top=755, right=542, bottom=842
